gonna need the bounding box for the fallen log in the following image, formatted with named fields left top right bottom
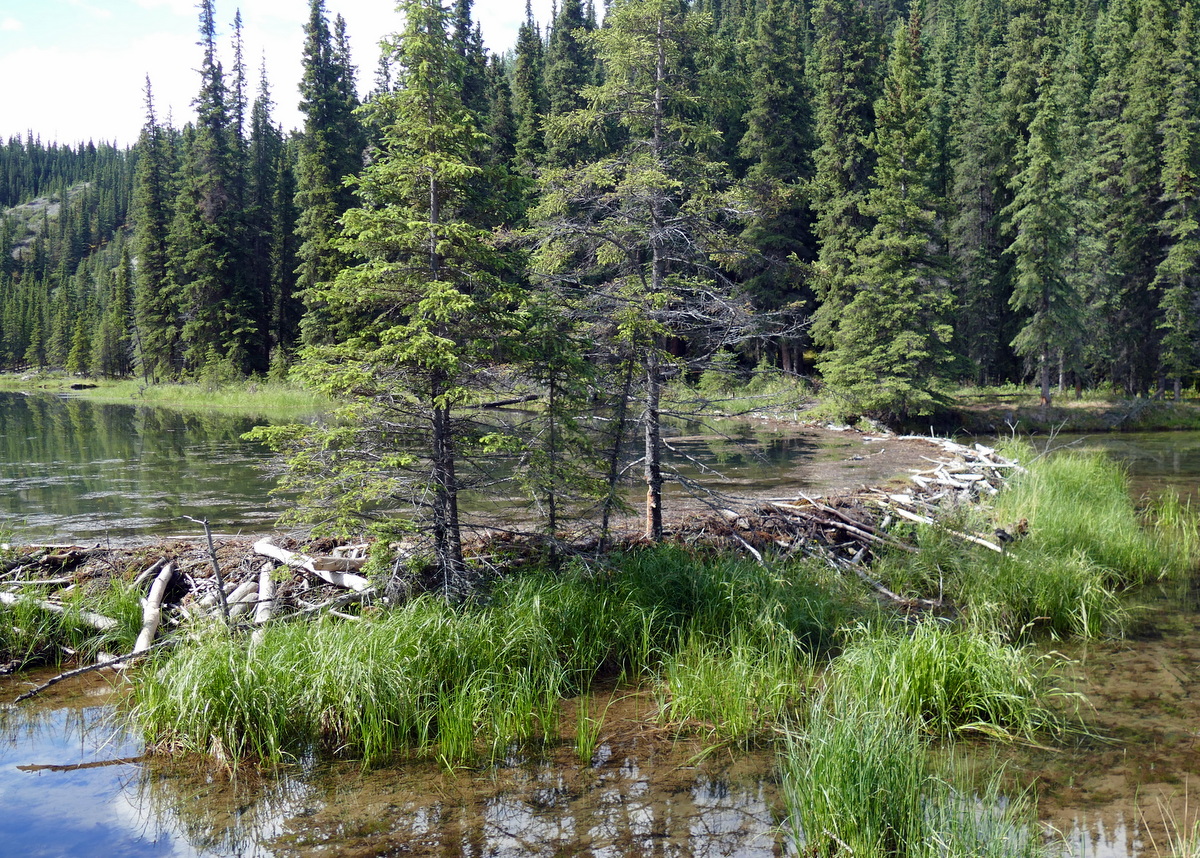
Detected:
left=0, top=592, right=117, bottom=631
left=253, top=538, right=371, bottom=592
left=11, top=638, right=177, bottom=703
left=254, top=563, right=275, bottom=625
left=225, top=580, right=259, bottom=619
left=132, top=557, right=170, bottom=589
left=133, top=562, right=175, bottom=654
left=883, top=505, right=1005, bottom=553
left=18, top=756, right=148, bottom=773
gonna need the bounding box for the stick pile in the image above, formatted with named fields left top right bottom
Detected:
left=677, top=438, right=1023, bottom=577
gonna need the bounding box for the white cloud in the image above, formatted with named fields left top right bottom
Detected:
left=67, top=0, right=114, bottom=19
left=0, top=17, right=23, bottom=31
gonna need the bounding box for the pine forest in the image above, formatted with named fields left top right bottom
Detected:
left=3, top=0, right=1200, bottom=567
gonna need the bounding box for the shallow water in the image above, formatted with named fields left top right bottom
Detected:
left=8, top=407, right=1200, bottom=854
left=0, top=680, right=786, bottom=857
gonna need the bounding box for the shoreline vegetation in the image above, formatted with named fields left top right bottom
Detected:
left=5, top=417, right=1200, bottom=855
left=6, top=370, right=1200, bottom=434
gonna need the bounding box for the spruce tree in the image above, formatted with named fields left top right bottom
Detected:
left=531, top=0, right=752, bottom=541
left=168, top=0, right=255, bottom=375
left=510, top=1, right=546, bottom=174
left=808, top=0, right=881, bottom=353
left=1153, top=2, right=1200, bottom=398
left=542, top=0, right=595, bottom=167
left=737, top=0, right=816, bottom=372
left=1004, top=67, right=1078, bottom=406
left=819, top=11, right=955, bottom=420
left=260, top=0, right=522, bottom=595
left=132, top=79, right=178, bottom=381
left=294, top=0, right=366, bottom=345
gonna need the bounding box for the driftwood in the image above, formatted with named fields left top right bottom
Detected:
left=18, top=756, right=147, bottom=773
left=0, top=591, right=117, bottom=631
left=133, top=562, right=175, bottom=654
left=253, top=538, right=372, bottom=592
left=254, top=563, right=275, bottom=625
left=9, top=638, right=177, bottom=705
left=132, top=557, right=170, bottom=589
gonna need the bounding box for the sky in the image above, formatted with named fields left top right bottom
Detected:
left=0, top=0, right=556, bottom=147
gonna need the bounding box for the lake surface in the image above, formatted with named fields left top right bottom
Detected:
left=0, top=391, right=886, bottom=545
left=6, top=400, right=1200, bottom=855
left=0, top=392, right=284, bottom=544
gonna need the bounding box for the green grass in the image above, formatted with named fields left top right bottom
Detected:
left=781, top=695, right=1047, bottom=858
left=657, top=628, right=814, bottom=744
left=829, top=620, right=1074, bottom=742
left=130, top=546, right=868, bottom=765
left=994, top=444, right=1187, bottom=586
left=0, top=578, right=143, bottom=669
left=0, top=372, right=331, bottom=420
left=868, top=443, right=1196, bottom=640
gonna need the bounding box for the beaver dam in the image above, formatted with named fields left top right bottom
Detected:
left=4, top=434, right=1200, bottom=857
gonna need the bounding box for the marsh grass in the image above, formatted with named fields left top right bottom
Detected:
left=0, top=578, right=143, bottom=668
left=574, top=694, right=609, bottom=764
left=0, top=373, right=332, bottom=419
left=658, top=628, right=813, bottom=744
left=782, top=696, right=1047, bottom=858
left=994, top=445, right=1185, bottom=586
left=829, top=621, right=1074, bottom=742
left=130, top=547, right=871, bottom=765
left=871, top=443, right=1193, bottom=640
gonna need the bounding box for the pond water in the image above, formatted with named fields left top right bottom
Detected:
left=0, top=678, right=784, bottom=857
left=7, top=398, right=1200, bottom=856
left=0, top=392, right=285, bottom=544
left=0, top=391, right=884, bottom=545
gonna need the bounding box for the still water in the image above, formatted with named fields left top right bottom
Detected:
left=6, top=400, right=1200, bottom=856
left=0, top=392, right=284, bottom=544
left=0, top=391, right=854, bottom=546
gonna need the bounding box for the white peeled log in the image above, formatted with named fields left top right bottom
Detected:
left=133, top=562, right=176, bottom=654
left=253, top=538, right=372, bottom=593
left=250, top=563, right=276, bottom=648
left=0, top=591, right=117, bottom=631
left=225, top=579, right=259, bottom=619
left=254, top=562, right=275, bottom=625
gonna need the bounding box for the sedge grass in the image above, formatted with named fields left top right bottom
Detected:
left=657, top=627, right=814, bottom=744
left=0, top=578, right=144, bottom=669
left=994, top=444, right=1187, bottom=586
left=782, top=695, right=1047, bottom=858
left=829, top=621, right=1073, bottom=742
left=574, top=694, right=608, bottom=764
left=130, top=546, right=868, bottom=765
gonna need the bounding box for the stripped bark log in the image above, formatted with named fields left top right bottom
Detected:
left=253, top=538, right=372, bottom=592
left=254, top=563, right=275, bottom=625
left=0, top=591, right=117, bottom=631
left=225, top=580, right=259, bottom=619
left=133, top=561, right=175, bottom=654
left=133, top=558, right=170, bottom=589
left=884, top=505, right=1005, bottom=553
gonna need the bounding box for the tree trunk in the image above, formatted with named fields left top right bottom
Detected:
left=431, top=400, right=465, bottom=596
left=644, top=354, right=663, bottom=541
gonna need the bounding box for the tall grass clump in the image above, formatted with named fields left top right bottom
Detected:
left=829, top=621, right=1073, bottom=742
left=994, top=443, right=1187, bottom=585
left=131, top=545, right=868, bottom=765
left=0, top=579, right=144, bottom=669
left=782, top=696, right=1046, bottom=858
left=609, top=546, right=868, bottom=655
left=658, top=628, right=814, bottom=744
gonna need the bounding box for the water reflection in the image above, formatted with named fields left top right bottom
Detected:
left=0, top=393, right=285, bottom=543
left=1, top=673, right=788, bottom=857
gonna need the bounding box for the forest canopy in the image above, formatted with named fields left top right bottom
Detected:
left=3, top=0, right=1196, bottom=406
